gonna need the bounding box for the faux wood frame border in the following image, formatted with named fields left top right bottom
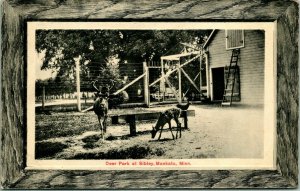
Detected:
left=1, top=0, right=298, bottom=189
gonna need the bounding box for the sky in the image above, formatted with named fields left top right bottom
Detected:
left=35, top=50, right=56, bottom=80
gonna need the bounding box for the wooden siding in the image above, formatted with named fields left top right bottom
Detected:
left=208, top=30, right=265, bottom=105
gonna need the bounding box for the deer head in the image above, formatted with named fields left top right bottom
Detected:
left=92, top=80, right=115, bottom=99
left=151, top=112, right=167, bottom=139
left=151, top=126, right=157, bottom=138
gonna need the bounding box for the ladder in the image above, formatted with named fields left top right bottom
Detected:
left=222, top=49, right=240, bottom=106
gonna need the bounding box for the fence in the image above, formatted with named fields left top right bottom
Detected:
left=36, top=54, right=204, bottom=111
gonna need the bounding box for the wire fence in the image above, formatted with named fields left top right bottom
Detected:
left=36, top=58, right=204, bottom=107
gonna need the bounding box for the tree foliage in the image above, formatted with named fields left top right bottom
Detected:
left=35, top=77, right=76, bottom=98
left=36, top=29, right=211, bottom=93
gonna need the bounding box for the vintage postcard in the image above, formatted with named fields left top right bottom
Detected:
left=26, top=22, right=276, bottom=170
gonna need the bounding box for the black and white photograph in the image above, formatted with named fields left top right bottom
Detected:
left=27, top=22, right=276, bottom=170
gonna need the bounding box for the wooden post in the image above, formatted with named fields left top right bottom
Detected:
left=76, top=58, right=81, bottom=111
left=143, top=62, right=150, bottom=107
left=199, top=54, right=202, bottom=99
left=182, top=110, right=188, bottom=129
left=128, top=115, right=136, bottom=136
left=161, top=59, right=165, bottom=102
left=42, top=85, right=45, bottom=110
left=205, top=52, right=210, bottom=98
left=111, top=116, right=119, bottom=124
left=177, top=62, right=182, bottom=103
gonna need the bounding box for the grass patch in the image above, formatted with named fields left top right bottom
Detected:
left=105, top=135, right=118, bottom=141
left=82, top=134, right=101, bottom=143
left=82, top=134, right=102, bottom=149
left=35, top=113, right=99, bottom=141
left=83, top=142, right=98, bottom=149
left=70, top=144, right=164, bottom=159
left=36, top=142, right=68, bottom=159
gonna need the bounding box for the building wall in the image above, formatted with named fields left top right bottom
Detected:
left=207, top=30, right=265, bottom=105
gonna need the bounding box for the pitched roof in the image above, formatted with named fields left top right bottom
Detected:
left=161, top=51, right=200, bottom=61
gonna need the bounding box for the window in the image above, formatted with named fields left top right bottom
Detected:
left=225, top=30, right=244, bottom=49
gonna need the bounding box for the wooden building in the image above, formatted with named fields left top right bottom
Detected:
left=203, top=30, right=265, bottom=105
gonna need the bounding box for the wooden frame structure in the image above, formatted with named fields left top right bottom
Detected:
left=144, top=50, right=202, bottom=106
left=1, top=0, right=298, bottom=189
left=83, top=46, right=203, bottom=109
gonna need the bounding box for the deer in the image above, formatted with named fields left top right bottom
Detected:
left=92, top=80, right=114, bottom=141
left=151, top=108, right=182, bottom=140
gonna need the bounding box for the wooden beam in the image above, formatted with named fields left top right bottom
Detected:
left=164, top=76, right=181, bottom=103
left=161, top=51, right=200, bottom=61
left=112, top=72, right=146, bottom=95
left=149, top=54, right=200, bottom=87
left=147, top=66, right=161, bottom=68
left=81, top=106, right=93, bottom=112
left=180, top=42, right=200, bottom=51
left=184, top=72, right=200, bottom=96
left=181, top=68, right=201, bottom=94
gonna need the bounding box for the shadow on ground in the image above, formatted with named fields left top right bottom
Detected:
left=36, top=142, right=68, bottom=159
left=71, top=144, right=165, bottom=159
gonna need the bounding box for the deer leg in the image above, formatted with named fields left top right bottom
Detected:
left=98, top=116, right=102, bottom=134
left=98, top=116, right=104, bottom=140
left=158, top=126, right=163, bottom=140
left=168, top=122, right=175, bottom=140
left=103, top=116, right=107, bottom=133
left=179, top=123, right=181, bottom=138
left=174, top=117, right=181, bottom=138
left=173, top=119, right=178, bottom=139
left=100, top=121, right=105, bottom=140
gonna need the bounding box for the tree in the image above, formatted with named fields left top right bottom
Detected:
left=35, top=77, right=76, bottom=99
left=36, top=29, right=211, bottom=94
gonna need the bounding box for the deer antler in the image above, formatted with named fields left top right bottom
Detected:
left=92, top=80, right=100, bottom=92
left=107, top=80, right=115, bottom=92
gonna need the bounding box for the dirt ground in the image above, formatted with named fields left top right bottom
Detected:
left=35, top=104, right=264, bottom=160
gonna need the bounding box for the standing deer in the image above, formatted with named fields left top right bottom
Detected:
left=151, top=108, right=182, bottom=140
left=92, top=80, right=114, bottom=140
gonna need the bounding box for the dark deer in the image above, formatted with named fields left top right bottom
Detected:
left=176, top=98, right=190, bottom=111
left=151, top=108, right=182, bottom=140
left=92, top=80, right=114, bottom=140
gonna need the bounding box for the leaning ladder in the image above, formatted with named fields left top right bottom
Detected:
left=222, top=49, right=240, bottom=106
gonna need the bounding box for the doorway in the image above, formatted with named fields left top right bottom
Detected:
left=212, top=67, right=224, bottom=101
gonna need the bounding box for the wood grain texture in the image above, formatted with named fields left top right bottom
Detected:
left=6, top=0, right=295, bottom=20
left=1, top=1, right=26, bottom=188
left=276, top=2, right=298, bottom=183
left=1, top=0, right=298, bottom=189
left=9, top=170, right=296, bottom=189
